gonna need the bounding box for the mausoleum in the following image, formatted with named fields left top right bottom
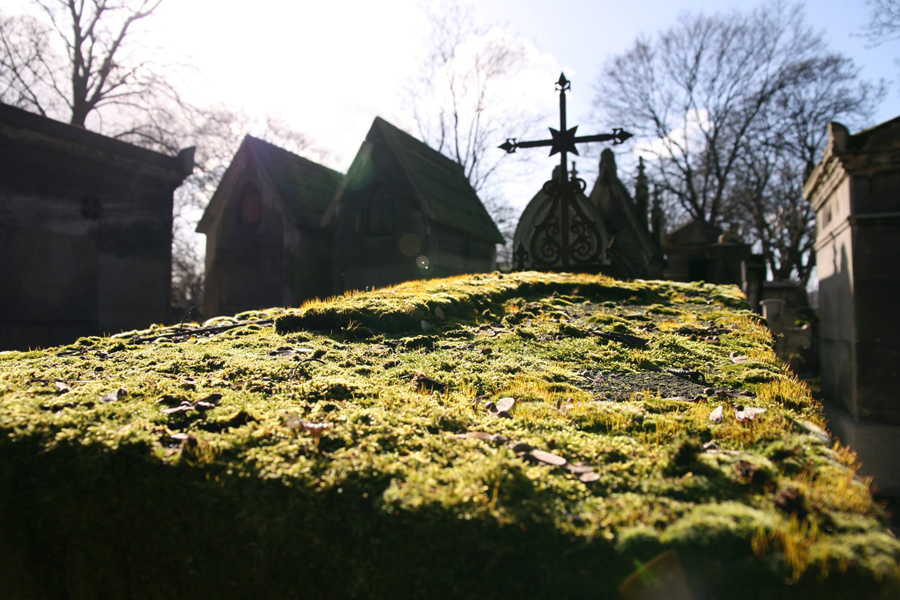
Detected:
left=0, top=103, right=193, bottom=350
left=804, top=117, right=900, bottom=494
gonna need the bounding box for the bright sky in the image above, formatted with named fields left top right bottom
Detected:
left=8, top=0, right=900, bottom=213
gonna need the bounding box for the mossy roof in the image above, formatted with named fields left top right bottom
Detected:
left=0, top=272, right=897, bottom=599
left=245, top=136, right=344, bottom=227
left=366, top=117, right=504, bottom=244
left=198, top=135, right=344, bottom=232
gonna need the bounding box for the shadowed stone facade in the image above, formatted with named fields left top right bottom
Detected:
left=662, top=220, right=751, bottom=286
left=0, top=103, right=193, bottom=350
left=512, top=150, right=665, bottom=279
left=201, top=118, right=503, bottom=317
left=804, top=117, right=900, bottom=494
left=323, top=117, right=503, bottom=292
left=197, top=136, right=342, bottom=318
left=587, top=151, right=666, bottom=279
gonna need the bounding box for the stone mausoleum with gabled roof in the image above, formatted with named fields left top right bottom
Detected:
left=323, top=117, right=503, bottom=293
left=197, top=135, right=343, bottom=318
left=200, top=117, right=503, bottom=317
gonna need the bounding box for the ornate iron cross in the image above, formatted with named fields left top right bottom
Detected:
left=501, top=73, right=632, bottom=271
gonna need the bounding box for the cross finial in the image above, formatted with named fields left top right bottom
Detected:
left=501, top=75, right=636, bottom=271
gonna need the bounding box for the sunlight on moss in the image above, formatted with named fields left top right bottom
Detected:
left=0, top=271, right=897, bottom=598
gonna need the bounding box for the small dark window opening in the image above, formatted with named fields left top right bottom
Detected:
left=239, top=184, right=261, bottom=225
left=80, top=196, right=103, bottom=221
left=367, top=186, right=394, bottom=236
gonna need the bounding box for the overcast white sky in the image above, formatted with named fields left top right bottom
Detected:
left=8, top=0, right=900, bottom=213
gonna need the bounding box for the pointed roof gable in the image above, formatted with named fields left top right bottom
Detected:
left=198, top=135, right=342, bottom=233
left=589, top=149, right=664, bottom=263
left=325, top=117, right=503, bottom=245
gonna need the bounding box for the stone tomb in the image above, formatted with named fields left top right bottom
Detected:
left=0, top=103, right=193, bottom=350
left=199, top=117, right=504, bottom=318
left=804, top=117, right=900, bottom=494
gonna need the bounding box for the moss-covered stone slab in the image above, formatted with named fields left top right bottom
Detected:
left=0, top=272, right=897, bottom=599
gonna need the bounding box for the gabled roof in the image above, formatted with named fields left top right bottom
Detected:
left=326, top=117, right=503, bottom=245
left=198, top=135, right=342, bottom=233
left=244, top=136, right=343, bottom=226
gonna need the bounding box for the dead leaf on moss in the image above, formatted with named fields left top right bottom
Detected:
left=709, top=405, right=724, bottom=423
left=487, top=397, right=514, bottom=418
left=565, top=463, right=595, bottom=475
left=736, top=406, right=766, bottom=422
left=579, top=471, right=601, bottom=483
left=465, top=431, right=508, bottom=444
left=412, top=372, right=446, bottom=393
left=199, top=393, right=223, bottom=405
left=54, top=380, right=70, bottom=394
left=508, top=442, right=533, bottom=454
left=100, top=388, right=128, bottom=403
left=162, top=402, right=195, bottom=415
left=532, top=449, right=566, bottom=467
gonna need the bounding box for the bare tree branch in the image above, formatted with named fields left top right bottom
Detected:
left=404, top=1, right=546, bottom=265
left=863, top=0, right=900, bottom=44
left=594, top=1, right=884, bottom=285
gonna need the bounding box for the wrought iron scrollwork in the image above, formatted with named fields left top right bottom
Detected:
left=500, top=73, right=633, bottom=272
left=527, top=175, right=604, bottom=269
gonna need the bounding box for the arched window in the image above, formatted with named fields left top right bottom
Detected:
left=367, top=185, right=393, bottom=236
left=239, top=184, right=261, bottom=226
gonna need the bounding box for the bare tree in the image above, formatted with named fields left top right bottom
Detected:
left=405, top=1, right=545, bottom=266
left=0, top=0, right=178, bottom=140
left=863, top=0, right=900, bottom=43
left=594, top=1, right=882, bottom=285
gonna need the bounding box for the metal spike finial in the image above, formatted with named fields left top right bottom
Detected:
left=556, top=73, right=571, bottom=92
left=499, top=139, right=517, bottom=154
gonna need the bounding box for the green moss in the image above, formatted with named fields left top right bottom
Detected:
left=0, top=271, right=896, bottom=599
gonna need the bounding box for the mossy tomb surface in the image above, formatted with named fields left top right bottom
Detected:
left=0, top=272, right=897, bottom=599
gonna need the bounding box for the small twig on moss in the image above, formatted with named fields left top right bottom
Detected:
left=131, top=319, right=275, bottom=343
left=288, top=357, right=327, bottom=380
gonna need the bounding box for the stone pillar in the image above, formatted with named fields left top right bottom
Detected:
left=741, top=255, right=766, bottom=314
